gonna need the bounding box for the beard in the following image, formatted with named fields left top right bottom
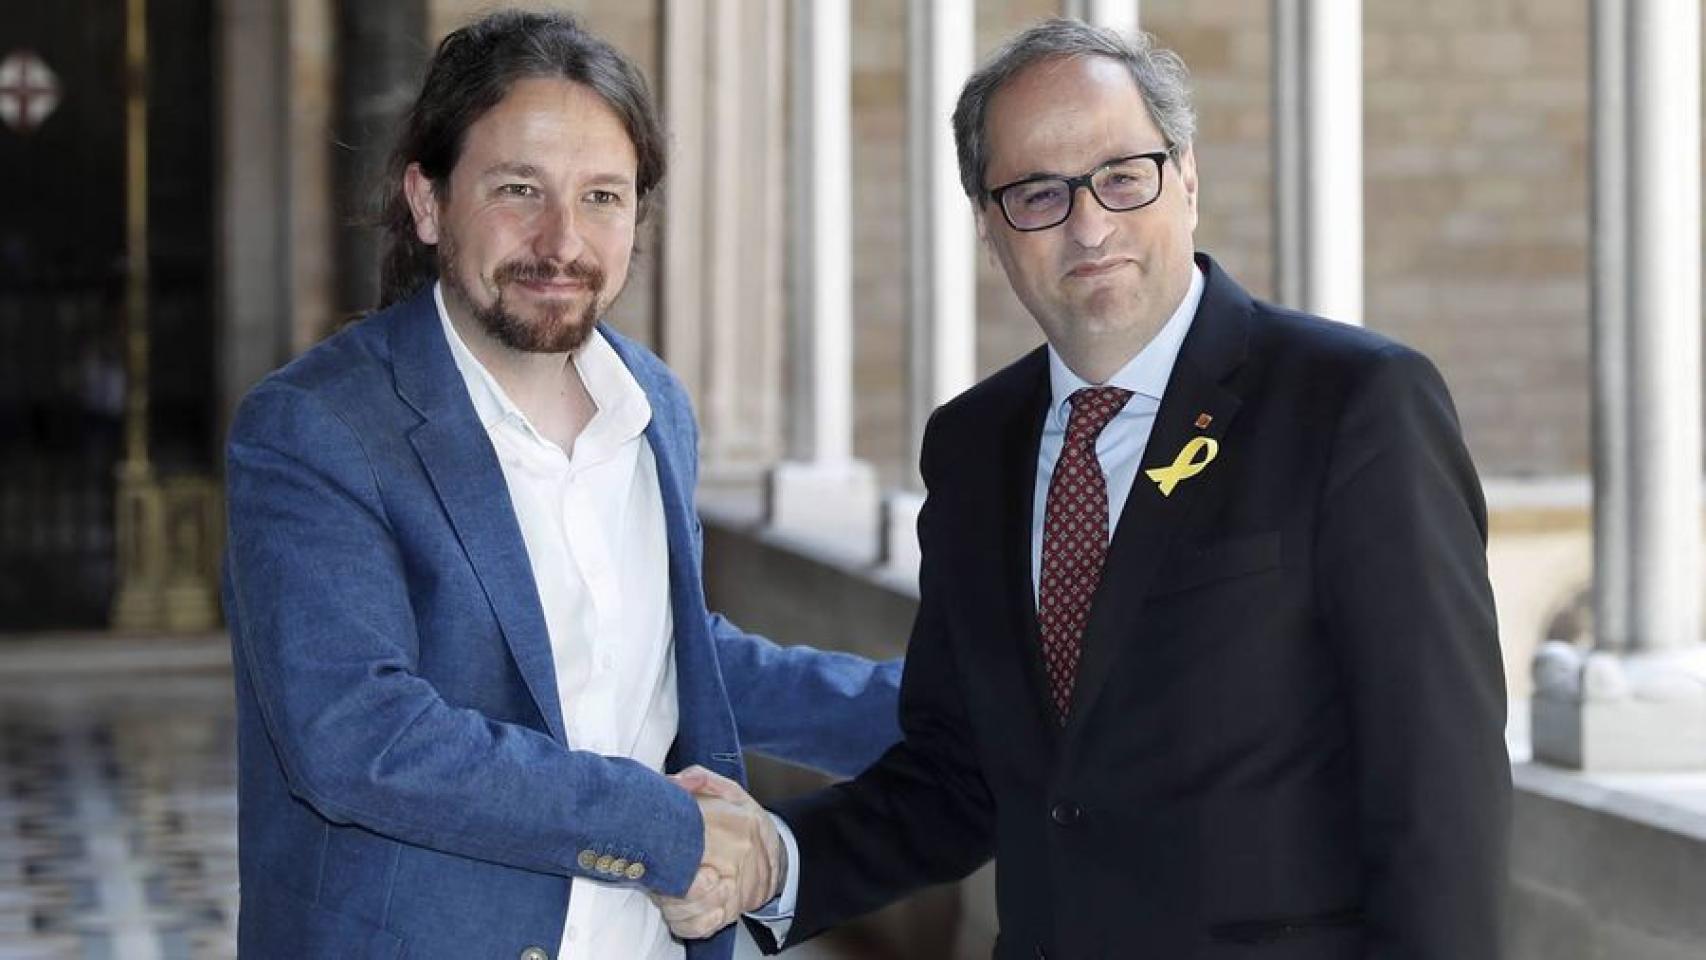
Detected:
left=437, top=230, right=609, bottom=354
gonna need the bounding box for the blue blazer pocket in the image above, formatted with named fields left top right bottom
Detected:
left=1149, top=531, right=1283, bottom=599
left=241, top=882, right=406, bottom=960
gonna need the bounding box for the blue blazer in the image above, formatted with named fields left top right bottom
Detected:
left=222, top=288, right=901, bottom=960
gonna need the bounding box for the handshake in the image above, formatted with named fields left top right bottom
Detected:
left=649, top=766, right=787, bottom=941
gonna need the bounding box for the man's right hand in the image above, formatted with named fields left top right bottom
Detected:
left=650, top=766, right=783, bottom=940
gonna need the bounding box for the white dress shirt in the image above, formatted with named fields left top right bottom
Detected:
left=1031, top=264, right=1205, bottom=600
left=437, top=285, right=684, bottom=960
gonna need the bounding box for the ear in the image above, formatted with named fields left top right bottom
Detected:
left=1175, top=144, right=1200, bottom=230
left=973, top=203, right=1002, bottom=269
left=403, top=163, right=443, bottom=246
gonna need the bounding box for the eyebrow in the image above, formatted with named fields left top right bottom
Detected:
left=999, top=149, right=1167, bottom=185
left=477, top=163, right=634, bottom=190
left=583, top=172, right=636, bottom=189
left=480, top=162, right=544, bottom=181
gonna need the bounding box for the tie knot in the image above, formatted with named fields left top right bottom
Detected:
left=1066, top=386, right=1133, bottom=441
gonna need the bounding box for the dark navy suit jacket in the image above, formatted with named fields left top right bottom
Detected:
left=223, top=287, right=901, bottom=959
left=769, top=255, right=1510, bottom=959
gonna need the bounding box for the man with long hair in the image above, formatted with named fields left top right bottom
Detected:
left=222, top=11, right=899, bottom=959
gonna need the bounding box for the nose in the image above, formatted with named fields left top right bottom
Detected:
left=1062, top=183, right=1116, bottom=250
left=532, top=197, right=586, bottom=264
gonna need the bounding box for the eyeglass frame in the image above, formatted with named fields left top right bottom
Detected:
left=983, top=145, right=1178, bottom=233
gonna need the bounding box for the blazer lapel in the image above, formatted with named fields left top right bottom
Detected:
left=388, top=293, right=567, bottom=745
left=601, top=329, right=741, bottom=772
left=996, top=354, right=1060, bottom=742
left=1062, top=256, right=1253, bottom=745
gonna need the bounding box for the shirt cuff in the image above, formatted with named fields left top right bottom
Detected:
left=742, top=812, right=799, bottom=944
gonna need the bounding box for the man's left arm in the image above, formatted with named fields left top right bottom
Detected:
left=1315, top=345, right=1511, bottom=959
left=709, top=613, right=902, bottom=779
left=645, top=358, right=902, bottom=781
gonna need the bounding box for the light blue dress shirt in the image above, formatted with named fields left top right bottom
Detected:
left=1031, top=263, right=1205, bottom=602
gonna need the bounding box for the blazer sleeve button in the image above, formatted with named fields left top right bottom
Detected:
left=625, top=861, right=647, bottom=880
left=610, top=858, right=629, bottom=876
left=596, top=854, right=615, bottom=874
left=576, top=850, right=598, bottom=871
left=520, top=947, right=551, bottom=960
left=1050, top=801, right=1082, bottom=826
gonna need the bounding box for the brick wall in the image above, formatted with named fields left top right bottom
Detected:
left=1359, top=0, right=1590, bottom=473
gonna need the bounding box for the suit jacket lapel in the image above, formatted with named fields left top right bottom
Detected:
left=997, top=353, right=1060, bottom=741
left=601, top=329, right=740, bottom=772
left=388, top=292, right=567, bottom=745
left=1063, top=255, right=1253, bottom=745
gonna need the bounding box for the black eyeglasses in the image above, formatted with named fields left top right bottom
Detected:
left=985, top=148, right=1174, bottom=232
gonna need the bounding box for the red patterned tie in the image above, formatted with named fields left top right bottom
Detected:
left=1038, top=386, right=1134, bottom=724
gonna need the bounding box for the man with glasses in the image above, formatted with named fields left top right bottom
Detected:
left=709, top=18, right=1509, bottom=959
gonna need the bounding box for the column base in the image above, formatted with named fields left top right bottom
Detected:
left=881, top=490, right=924, bottom=580
left=765, top=459, right=880, bottom=562
left=1531, top=641, right=1706, bottom=770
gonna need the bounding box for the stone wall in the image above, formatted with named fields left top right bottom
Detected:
left=1508, top=762, right=1706, bottom=960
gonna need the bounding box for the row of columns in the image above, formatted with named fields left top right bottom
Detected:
left=675, top=1, right=1706, bottom=771
left=196, top=0, right=1706, bottom=779
left=196, top=0, right=1706, bottom=776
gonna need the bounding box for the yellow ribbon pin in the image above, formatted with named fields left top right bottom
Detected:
left=1146, top=436, right=1219, bottom=497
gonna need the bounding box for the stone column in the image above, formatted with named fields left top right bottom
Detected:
left=659, top=0, right=708, bottom=407
left=1271, top=0, right=1363, bottom=325
left=1532, top=0, right=1706, bottom=771
left=660, top=0, right=788, bottom=483
left=1062, top=0, right=1140, bottom=34
left=769, top=0, right=879, bottom=558
left=886, top=0, right=978, bottom=575
left=288, top=0, right=336, bottom=353
left=219, top=0, right=292, bottom=431
left=333, top=0, right=426, bottom=317
left=1590, top=0, right=1634, bottom=659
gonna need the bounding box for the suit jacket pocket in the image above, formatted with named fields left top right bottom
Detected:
left=1208, top=907, right=1363, bottom=944
left=1149, top=531, right=1282, bottom=599
left=241, top=881, right=406, bottom=960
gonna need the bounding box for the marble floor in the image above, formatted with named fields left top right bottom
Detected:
left=0, top=635, right=876, bottom=960
left=0, top=637, right=237, bottom=960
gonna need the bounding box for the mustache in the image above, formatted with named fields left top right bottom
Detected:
left=493, top=257, right=605, bottom=291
